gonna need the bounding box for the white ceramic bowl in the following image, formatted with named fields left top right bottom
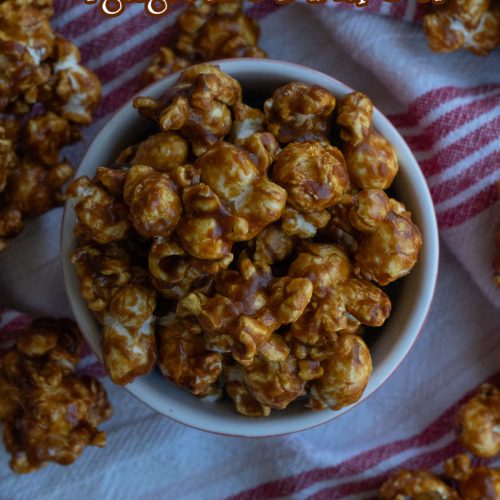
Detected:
left=61, top=59, right=439, bottom=437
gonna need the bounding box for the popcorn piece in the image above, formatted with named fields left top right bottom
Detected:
left=134, top=64, right=242, bottom=156
left=338, top=92, right=398, bottom=189
left=337, top=92, right=373, bottom=146
left=197, top=141, right=287, bottom=238
left=309, top=334, right=372, bottom=410
left=424, top=0, right=500, bottom=56
left=289, top=243, right=352, bottom=299
left=355, top=211, right=423, bottom=285
left=101, top=283, right=157, bottom=385
left=380, top=470, right=458, bottom=500
left=264, top=82, right=336, bottom=143
left=348, top=188, right=390, bottom=233
left=341, top=278, right=391, bottom=327
left=252, top=224, right=294, bottom=265
left=149, top=238, right=233, bottom=300
left=25, top=112, right=71, bottom=166
left=0, top=318, right=112, bottom=474
left=143, top=47, right=190, bottom=85
left=242, top=354, right=305, bottom=410
left=7, top=159, right=73, bottom=216
left=225, top=365, right=271, bottom=417
left=123, top=165, right=182, bottom=239
left=456, top=383, right=500, bottom=458
left=70, top=243, right=131, bottom=312
left=231, top=102, right=265, bottom=145
left=445, top=454, right=500, bottom=499
left=0, top=4, right=54, bottom=66
left=272, top=141, right=349, bottom=213
left=0, top=206, right=23, bottom=242
left=177, top=183, right=248, bottom=260
left=0, top=40, right=49, bottom=111
left=157, top=314, right=222, bottom=397
left=48, top=37, right=101, bottom=125
left=281, top=206, right=331, bottom=238
left=133, top=132, right=189, bottom=173
left=176, top=0, right=266, bottom=61
left=67, top=176, right=130, bottom=245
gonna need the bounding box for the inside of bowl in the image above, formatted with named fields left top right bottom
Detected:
left=62, top=60, right=439, bottom=437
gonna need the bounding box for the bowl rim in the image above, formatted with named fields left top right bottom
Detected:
left=61, top=58, right=440, bottom=437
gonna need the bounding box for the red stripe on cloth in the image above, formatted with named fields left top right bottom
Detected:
left=388, top=83, right=500, bottom=128
left=402, top=92, right=500, bottom=152
left=431, top=149, right=500, bottom=204
left=413, top=1, right=428, bottom=23
left=389, top=0, right=406, bottom=19
left=229, top=371, right=500, bottom=500
left=77, top=360, right=107, bottom=378
left=54, top=0, right=80, bottom=15
left=0, top=314, right=32, bottom=336
left=309, top=441, right=463, bottom=500
left=92, top=24, right=179, bottom=85
left=246, top=0, right=283, bottom=20
left=437, top=182, right=498, bottom=229
left=419, top=116, right=500, bottom=177
left=78, top=5, right=182, bottom=64
left=56, top=5, right=112, bottom=41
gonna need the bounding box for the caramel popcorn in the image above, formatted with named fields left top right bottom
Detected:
left=70, top=64, right=422, bottom=415
left=0, top=318, right=112, bottom=473
left=424, top=0, right=500, bottom=56
left=338, top=92, right=399, bottom=190
left=264, top=82, right=336, bottom=144
left=380, top=470, right=459, bottom=499
left=355, top=210, right=423, bottom=286
left=456, top=383, right=500, bottom=458
left=445, top=454, right=500, bottom=499
left=143, top=0, right=266, bottom=85
left=309, top=334, right=372, bottom=410
left=0, top=0, right=100, bottom=249
left=157, top=314, right=222, bottom=398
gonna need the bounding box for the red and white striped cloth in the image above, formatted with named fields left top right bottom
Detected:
left=0, top=1, right=499, bottom=498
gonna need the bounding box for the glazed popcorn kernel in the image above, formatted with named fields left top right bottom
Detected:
left=143, top=0, right=266, bottom=85
left=0, top=318, right=112, bottom=474
left=423, top=0, right=500, bottom=56
left=69, top=64, right=422, bottom=417
left=456, top=383, right=500, bottom=458
left=380, top=469, right=459, bottom=499
left=0, top=0, right=101, bottom=250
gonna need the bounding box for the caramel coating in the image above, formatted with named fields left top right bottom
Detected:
left=124, top=165, right=182, bottom=239
left=143, top=0, right=266, bottom=84
left=149, top=238, right=232, bottom=299
left=231, top=102, right=265, bottom=145
left=309, top=334, right=372, bottom=410
left=264, top=82, right=336, bottom=143
left=157, top=314, right=222, bottom=397
left=337, top=92, right=373, bottom=146
left=101, top=283, right=157, bottom=385
left=456, top=383, right=500, bottom=458
left=281, top=206, right=331, bottom=238
left=48, top=37, right=101, bottom=125
left=25, top=112, right=71, bottom=166
left=273, top=142, right=349, bottom=213
left=197, top=141, right=287, bottom=238
left=134, top=64, right=241, bottom=156
left=341, top=278, right=391, bottom=327
left=71, top=243, right=131, bottom=313
left=252, top=224, right=294, bottom=265
left=356, top=211, right=423, bottom=286
left=349, top=189, right=389, bottom=233
left=380, top=470, right=458, bottom=500
left=133, top=132, right=189, bottom=173
left=289, top=243, right=352, bottom=299
left=67, top=176, right=130, bottom=245
left=242, top=355, right=305, bottom=410
left=0, top=318, right=112, bottom=474
left=7, top=159, right=73, bottom=216
left=424, top=0, right=500, bottom=56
